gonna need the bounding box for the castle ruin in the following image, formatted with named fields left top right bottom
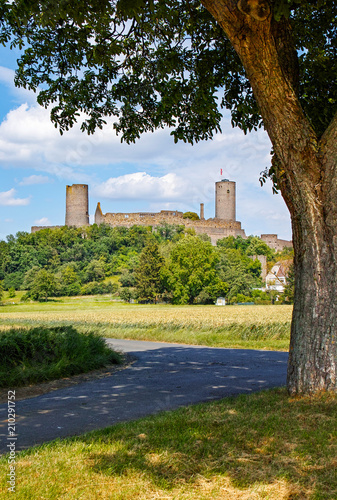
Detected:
left=31, top=180, right=292, bottom=250
left=94, top=179, right=246, bottom=245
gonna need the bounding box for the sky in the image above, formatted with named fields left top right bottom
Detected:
left=0, top=45, right=292, bottom=242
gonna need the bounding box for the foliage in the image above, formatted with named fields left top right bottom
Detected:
left=0, top=325, right=122, bottom=387
left=164, top=236, right=225, bottom=304
left=245, top=237, right=274, bottom=260
left=0, top=228, right=286, bottom=304
left=134, top=241, right=165, bottom=302
left=183, top=211, right=200, bottom=221
left=153, top=223, right=185, bottom=242
left=80, top=280, right=117, bottom=296
left=119, top=287, right=135, bottom=303
left=0, top=280, right=3, bottom=303
left=84, top=259, right=106, bottom=282
left=1, top=226, right=154, bottom=295
left=217, top=247, right=263, bottom=303
left=283, top=263, right=295, bottom=303
left=119, top=269, right=136, bottom=287
left=26, top=269, right=57, bottom=302
left=0, top=1, right=334, bottom=145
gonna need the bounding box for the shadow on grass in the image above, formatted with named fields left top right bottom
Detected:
left=82, top=389, right=336, bottom=498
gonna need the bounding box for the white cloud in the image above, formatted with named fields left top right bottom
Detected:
left=0, top=103, right=56, bottom=144
left=0, top=188, right=30, bottom=206
left=0, top=66, right=38, bottom=104
left=19, top=175, right=51, bottom=186
left=0, top=66, right=15, bottom=86
left=34, top=217, right=50, bottom=225
left=93, top=172, right=191, bottom=201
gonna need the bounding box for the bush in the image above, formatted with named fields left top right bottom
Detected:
left=0, top=326, right=122, bottom=387
left=80, top=281, right=117, bottom=295
left=119, top=287, right=135, bottom=302
left=183, top=211, right=199, bottom=221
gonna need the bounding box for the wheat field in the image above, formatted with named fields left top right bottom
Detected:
left=0, top=302, right=292, bottom=350
left=0, top=302, right=293, bottom=329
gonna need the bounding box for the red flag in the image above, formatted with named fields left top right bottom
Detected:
left=220, top=169, right=223, bottom=176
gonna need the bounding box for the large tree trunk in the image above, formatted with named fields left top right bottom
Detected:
left=201, top=0, right=337, bottom=393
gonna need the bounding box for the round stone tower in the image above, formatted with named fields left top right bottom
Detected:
left=65, top=184, right=89, bottom=227
left=215, top=179, right=236, bottom=221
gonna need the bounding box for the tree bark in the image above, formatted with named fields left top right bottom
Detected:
left=201, top=0, right=337, bottom=393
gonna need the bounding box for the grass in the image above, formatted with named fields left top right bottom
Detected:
left=0, top=300, right=293, bottom=351
left=1, top=388, right=336, bottom=499
left=0, top=326, right=123, bottom=387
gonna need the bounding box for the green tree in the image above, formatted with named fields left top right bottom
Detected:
left=183, top=212, right=200, bottom=221
left=218, top=248, right=260, bottom=302
left=153, top=223, right=185, bottom=242
left=166, top=236, right=220, bottom=304
left=84, top=259, right=106, bottom=282
left=119, top=287, right=134, bottom=303
left=0, top=281, right=3, bottom=303
left=28, top=270, right=57, bottom=302
left=245, top=237, right=275, bottom=261
left=58, top=266, right=81, bottom=296
left=22, top=266, right=41, bottom=290
left=134, top=242, right=165, bottom=303
left=283, top=263, right=295, bottom=304
left=119, top=269, right=136, bottom=287
left=1, top=1, right=336, bottom=393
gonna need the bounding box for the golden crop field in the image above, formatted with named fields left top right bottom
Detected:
left=0, top=302, right=293, bottom=329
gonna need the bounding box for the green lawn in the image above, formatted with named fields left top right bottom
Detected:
left=1, top=388, right=336, bottom=499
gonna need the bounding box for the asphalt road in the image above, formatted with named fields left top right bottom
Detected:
left=0, top=339, right=288, bottom=454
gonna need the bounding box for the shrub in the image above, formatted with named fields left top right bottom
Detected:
left=119, top=287, right=135, bottom=302
left=0, top=326, right=122, bottom=387
left=80, top=281, right=117, bottom=295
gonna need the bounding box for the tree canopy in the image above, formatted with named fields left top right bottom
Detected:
left=0, top=1, right=334, bottom=144
left=1, top=226, right=281, bottom=304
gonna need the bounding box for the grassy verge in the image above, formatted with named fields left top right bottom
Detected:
left=85, top=322, right=291, bottom=351
left=1, top=388, right=336, bottom=499
left=0, top=326, right=122, bottom=387
left=0, top=319, right=291, bottom=351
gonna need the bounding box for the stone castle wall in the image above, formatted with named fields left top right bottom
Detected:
left=95, top=204, right=246, bottom=244
left=261, top=234, right=293, bottom=252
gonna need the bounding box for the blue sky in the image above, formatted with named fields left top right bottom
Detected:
left=0, top=45, right=292, bottom=242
